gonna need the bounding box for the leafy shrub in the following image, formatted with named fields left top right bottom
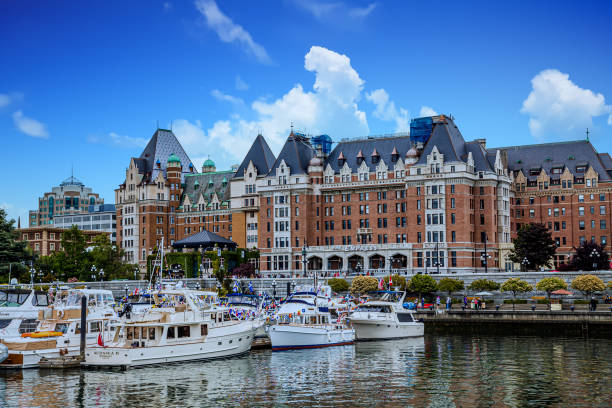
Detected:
left=383, top=274, right=407, bottom=291
left=571, top=274, right=605, bottom=296
left=328, top=278, right=349, bottom=293
left=350, top=276, right=378, bottom=295
left=468, top=279, right=500, bottom=291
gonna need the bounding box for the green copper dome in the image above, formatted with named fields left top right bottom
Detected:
left=167, top=153, right=181, bottom=164
left=203, top=158, right=215, bottom=167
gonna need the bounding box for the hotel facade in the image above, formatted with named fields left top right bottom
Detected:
left=116, top=116, right=612, bottom=274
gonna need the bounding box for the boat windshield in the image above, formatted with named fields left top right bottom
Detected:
left=356, top=305, right=392, bottom=313
left=33, top=292, right=50, bottom=306
left=365, top=291, right=404, bottom=303
left=227, top=294, right=257, bottom=307
left=0, top=290, right=30, bottom=307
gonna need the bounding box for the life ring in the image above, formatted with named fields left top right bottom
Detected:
left=21, top=331, right=63, bottom=338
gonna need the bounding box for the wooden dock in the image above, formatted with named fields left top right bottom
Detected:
left=251, top=336, right=271, bottom=349
left=38, top=355, right=83, bottom=369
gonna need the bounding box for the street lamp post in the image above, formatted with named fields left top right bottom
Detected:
left=481, top=235, right=490, bottom=274
left=522, top=257, right=529, bottom=272
left=590, top=248, right=600, bottom=270
left=91, top=265, right=97, bottom=283
left=124, top=284, right=129, bottom=300
left=134, top=267, right=138, bottom=281
left=272, top=279, right=277, bottom=300
left=301, top=244, right=307, bottom=279
left=29, top=266, right=35, bottom=287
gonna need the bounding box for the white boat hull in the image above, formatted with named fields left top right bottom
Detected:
left=350, top=319, right=424, bottom=340
left=84, top=322, right=256, bottom=368
left=269, top=324, right=355, bottom=351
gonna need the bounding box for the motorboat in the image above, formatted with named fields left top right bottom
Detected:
left=0, top=289, right=118, bottom=369
left=349, top=291, right=424, bottom=340
left=0, top=288, right=51, bottom=339
left=84, top=289, right=257, bottom=368
left=268, top=285, right=354, bottom=351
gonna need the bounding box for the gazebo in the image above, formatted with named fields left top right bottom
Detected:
left=172, top=230, right=237, bottom=251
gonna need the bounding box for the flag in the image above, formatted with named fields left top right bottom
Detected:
left=389, top=277, right=393, bottom=288
left=97, top=333, right=104, bottom=347
left=248, top=281, right=253, bottom=292
left=378, top=278, right=384, bottom=290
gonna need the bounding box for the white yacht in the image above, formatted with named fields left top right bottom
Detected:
left=268, top=285, right=355, bottom=351
left=0, top=289, right=117, bottom=369
left=84, top=289, right=257, bottom=368
left=0, top=288, right=51, bottom=339
left=349, top=291, right=423, bottom=340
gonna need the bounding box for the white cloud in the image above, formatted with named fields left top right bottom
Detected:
left=0, top=92, right=23, bottom=109
left=419, top=106, right=438, bottom=117
left=173, top=45, right=369, bottom=162
left=521, top=69, right=612, bottom=138
left=293, top=0, right=377, bottom=20
left=211, top=89, right=244, bottom=105
left=0, top=94, right=10, bottom=108
left=235, top=75, right=249, bottom=91
left=12, top=110, right=49, bottom=138
left=88, top=132, right=148, bottom=148
left=195, top=0, right=271, bottom=64
left=366, top=88, right=409, bottom=132
left=348, top=3, right=377, bottom=18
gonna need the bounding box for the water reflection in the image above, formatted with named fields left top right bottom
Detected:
left=0, top=335, right=610, bottom=407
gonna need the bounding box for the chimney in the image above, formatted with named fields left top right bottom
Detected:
left=474, top=138, right=486, bottom=149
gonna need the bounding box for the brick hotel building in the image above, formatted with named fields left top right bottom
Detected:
left=116, top=116, right=612, bottom=274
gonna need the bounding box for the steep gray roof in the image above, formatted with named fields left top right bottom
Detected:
left=138, top=129, right=194, bottom=182
left=326, top=135, right=412, bottom=172
left=233, top=134, right=276, bottom=179
left=491, top=140, right=612, bottom=181
left=268, top=134, right=316, bottom=176
left=465, top=141, right=493, bottom=172
left=416, top=118, right=466, bottom=165
left=181, top=171, right=233, bottom=209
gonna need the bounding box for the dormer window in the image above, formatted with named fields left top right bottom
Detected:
left=371, top=149, right=380, bottom=164
left=356, top=150, right=365, bottom=165
left=529, top=168, right=541, bottom=176
left=391, top=147, right=399, bottom=163
left=338, top=151, right=346, bottom=167
left=551, top=167, right=563, bottom=174
left=576, top=166, right=586, bottom=173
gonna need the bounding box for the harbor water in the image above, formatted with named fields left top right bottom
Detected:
left=1, top=335, right=610, bottom=407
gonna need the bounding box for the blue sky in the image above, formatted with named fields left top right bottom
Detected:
left=2, top=0, right=612, bottom=223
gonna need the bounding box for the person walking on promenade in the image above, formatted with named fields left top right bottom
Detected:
left=463, top=296, right=468, bottom=309
left=436, top=296, right=441, bottom=311
left=590, top=296, right=598, bottom=311
left=446, top=296, right=452, bottom=311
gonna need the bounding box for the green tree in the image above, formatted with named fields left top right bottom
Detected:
left=350, top=276, right=378, bottom=295
left=501, top=278, right=533, bottom=310
left=384, top=274, right=407, bottom=291
left=536, top=277, right=567, bottom=307
left=328, top=278, right=349, bottom=293
left=569, top=241, right=609, bottom=271
left=0, top=208, right=30, bottom=283
left=60, top=226, right=89, bottom=280
left=408, top=274, right=438, bottom=304
left=468, top=278, right=500, bottom=291
left=509, top=223, right=556, bottom=270
left=89, top=234, right=135, bottom=280
left=438, top=278, right=464, bottom=296
left=608, top=280, right=612, bottom=290
left=571, top=274, right=605, bottom=298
